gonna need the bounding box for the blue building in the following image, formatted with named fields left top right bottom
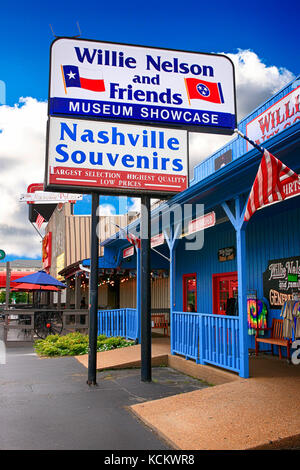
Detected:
left=83, top=75, right=300, bottom=378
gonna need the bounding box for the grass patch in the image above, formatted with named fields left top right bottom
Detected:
left=34, top=332, right=135, bottom=357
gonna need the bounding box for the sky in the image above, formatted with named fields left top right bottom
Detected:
left=0, top=0, right=299, bottom=261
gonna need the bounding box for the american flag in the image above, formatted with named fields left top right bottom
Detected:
left=36, top=213, right=45, bottom=229
left=114, top=223, right=141, bottom=249
left=244, top=149, right=298, bottom=221
left=126, top=231, right=141, bottom=249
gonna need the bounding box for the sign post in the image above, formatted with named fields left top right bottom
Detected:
left=140, top=195, right=151, bottom=382
left=5, top=261, right=10, bottom=309
left=46, top=37, right=236, bottom=385
left=87, top=192, right=99, bottom=385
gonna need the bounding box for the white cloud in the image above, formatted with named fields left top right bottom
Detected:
left=128, top=198, right=141, bottom=213
left=226, top=49, right=294, bottom=119
left=189, top=49, right=295, bottom=176
left=0, top=50, right=295, bottom=257
left=98, top=204, right=117, bottom=216
left=0, top=97, right=47, bottom=257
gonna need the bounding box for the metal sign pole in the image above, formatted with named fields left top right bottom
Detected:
left=87, top=192, right=99, bottom=385
left=140, top=195, right=151, bottom=382
left=5, top=261, right=10, bottom=309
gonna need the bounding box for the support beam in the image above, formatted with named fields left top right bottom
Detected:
left=164, top=225, right=180, bottom=355
left=75, top=274, right=81, bottom=309
left=57, top=290, right=61, bottom=310
left=236, top=226, right=249, bottom=378
left=65, top=278, right=71, bottom=308
left=222, top=196, right=249, bottom=378
left=136, top=246, right=141, bottom=344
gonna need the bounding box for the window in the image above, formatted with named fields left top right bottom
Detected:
left=213, top=272, right=238, bottom=315
left=183, top=273, right=197, bottom=312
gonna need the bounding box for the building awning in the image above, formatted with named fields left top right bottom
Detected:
left=82, top=244, right=169, bottom=271
left=0, top=272, right=37, bottom=288
left=101, top=122, right=300, bottom=250
left=58, top=261, right=82, bottom=279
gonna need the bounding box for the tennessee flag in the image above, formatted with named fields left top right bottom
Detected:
left=185, top=78, right=224, bottom=105
left=61, top=65, right=105, bottom=93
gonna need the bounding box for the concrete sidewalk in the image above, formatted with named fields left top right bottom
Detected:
left=76, top=339, right=300, bottom=450
left=131, top=356, right=300, bottom=450
left=76, top=336, right=170, bottom=370
left=0, top=343, right=212, bottom=450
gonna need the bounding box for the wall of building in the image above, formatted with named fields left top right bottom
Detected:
left=46, top=203, right=70, bottom=278
left=45, top=201, right=139, bottom=280
left=119, top=277, right=170, bottom=309
left=120, top=278, right=136, bottom=308
left=174, top=203, right=300, bottom=351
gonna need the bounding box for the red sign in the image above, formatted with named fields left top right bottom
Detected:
left=188, top=211, right=216, bottom=234
left=123, top=246, right=134, bottom=259
left=49, top=166, right=187, bottom=193
left=283, top=177, right=300, bottom=199
left=151, top=233, right=164, bottom=248
left=42, top=232, right=52, bottom=270
left=246, top=85, right=300, bottom=149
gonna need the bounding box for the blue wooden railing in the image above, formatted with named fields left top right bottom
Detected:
left=172, top=312, right=240, bottom=373
left=97, top=308, right=241, bottom=374
left=98, top=308, right=138, bottom=341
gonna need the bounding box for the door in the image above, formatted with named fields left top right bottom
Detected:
left=213, top=272, right=238, bottom=315
left=183, top=273, right=197, bottom=312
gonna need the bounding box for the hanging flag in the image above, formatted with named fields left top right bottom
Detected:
left=126, top=231, right=141, bottom=249
left=61, top=65, right=105, bottom=93
left=36, top=213, right=45, bottom=229
left=244, top=149, right=298, bottom=221
left=114, top=223, right=141, bottom=250
left=184, top=78, right=224, bottom=105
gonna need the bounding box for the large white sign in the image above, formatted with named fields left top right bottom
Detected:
left=246, top=84, right=300, bottom=149
left=49, top=38, right=236, bottom=134
left=20, top=191, right=82, bottom=203
left=45, top=117, right=188, bottom=195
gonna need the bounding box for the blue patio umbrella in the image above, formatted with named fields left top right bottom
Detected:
left=11, top=270, right=66, bottom=288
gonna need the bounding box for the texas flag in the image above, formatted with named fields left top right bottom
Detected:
left=61, top=65, right=105, bottom=93
left=185, top=78, right=224, bottom=105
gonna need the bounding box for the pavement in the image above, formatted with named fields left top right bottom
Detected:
left=131, top=356, right=300, bottom=450
left=1, top=332, right=300, bottom=450
left=75, top=336, right=170, bottom=370
left=76, top=338, right=300, bottom=450
left=0, top=343, right=209, bottom=450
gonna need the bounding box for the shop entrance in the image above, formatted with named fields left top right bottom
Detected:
left=213, top=272, right=238, bottom=315
left=183, top=273, right=197, bottom=312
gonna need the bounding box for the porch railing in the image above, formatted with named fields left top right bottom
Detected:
left=97, top=308, right=138, bottom=341
left=172, top=311, right=240, bottom=373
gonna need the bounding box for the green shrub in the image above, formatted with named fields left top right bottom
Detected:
left=34, top=332, right=135, bottom=357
